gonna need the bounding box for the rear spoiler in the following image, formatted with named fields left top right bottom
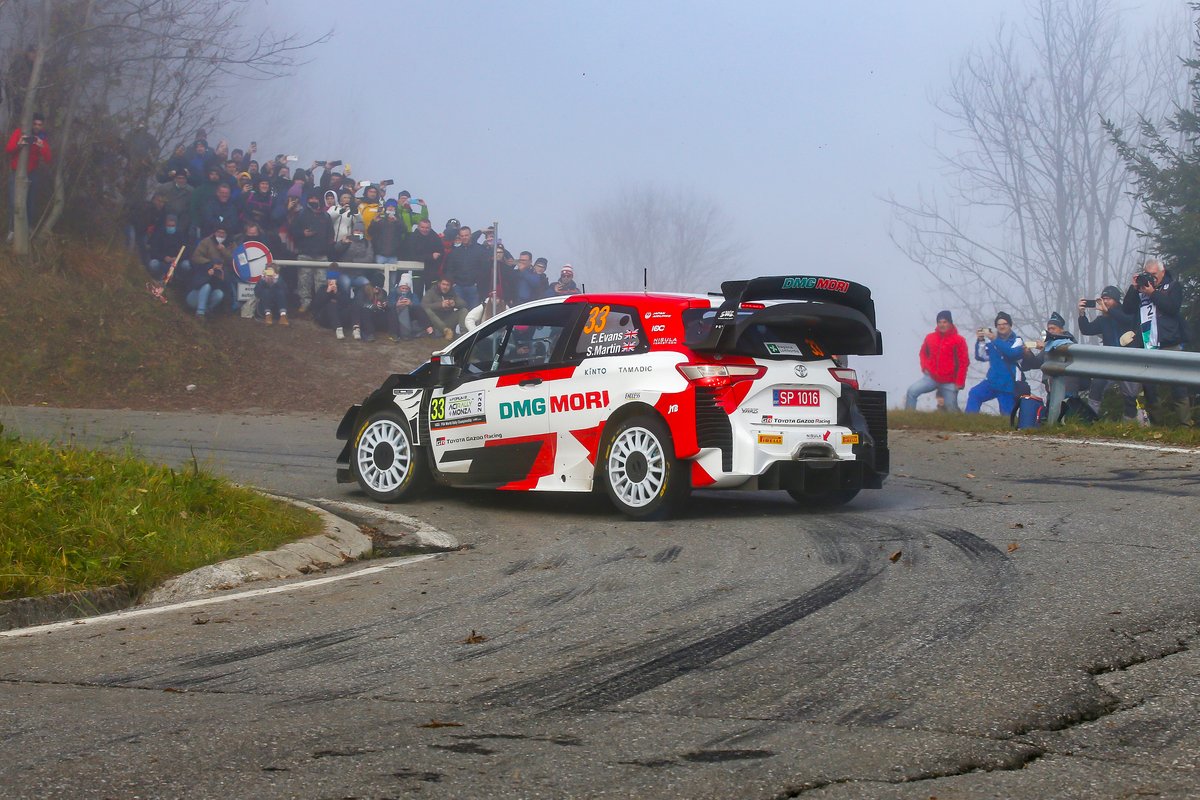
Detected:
left=695, top=275, right=883, bottom=356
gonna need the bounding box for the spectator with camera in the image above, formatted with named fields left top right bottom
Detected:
left=254, top=265, right=288, bottom=326
left=310, top=268, right=361, bottom=340
left=388, top=277, right=436, bottom=339
left=905, top=310, right=968, bottom=411
left=553, top=264, right=581, bottom=295
left=444, top=225, right=489, bottom=310
left=396, top=190, right=429, bottom=234
left=7, top=111, right=51, bottom=236
left=422, top=276, right=468, bottom=340
left=965, top=312, right=1026, bottom=415
left=1122, top=258, right=1192, bottom=425
left=187, top=225, right=231, bottom=319
left=369, top=200, right=405, bottom=265
left=1078, top=286, right=1140, bottom=420
left=291, top=193, right=334, bottom=314
left=241, top=176, right=274, bottom=228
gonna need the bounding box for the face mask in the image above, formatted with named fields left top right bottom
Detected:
left=165, top=226, right=176, bottom=234
left=215, top=236, right=225, bottom=244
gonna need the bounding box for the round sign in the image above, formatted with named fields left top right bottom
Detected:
left=231, top=241, right=273, bottom=283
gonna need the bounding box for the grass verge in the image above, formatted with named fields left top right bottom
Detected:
left=890, top=409, right=1200, bottom=447
left=0, top=427, right=322, bottom=600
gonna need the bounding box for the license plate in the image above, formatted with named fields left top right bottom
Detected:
left=773, top=389, right=820, bottom=407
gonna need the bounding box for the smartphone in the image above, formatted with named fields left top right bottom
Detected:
left=380, top=179, right=394, bottom=187
left=329, top=160, right=343, bottom=168
left=286, top=155, right=298, bottom=162
left=251, top=141, right=257, bottom=148
left=1082, top=299, right=1097, bottom=308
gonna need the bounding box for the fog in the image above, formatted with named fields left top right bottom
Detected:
left=222, top=0, right=1181, bottom=402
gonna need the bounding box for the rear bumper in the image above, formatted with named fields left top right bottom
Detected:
left=753, top=456, right=885, bottom=493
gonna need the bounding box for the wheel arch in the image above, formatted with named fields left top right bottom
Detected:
left=593, top=401, right=674, bottom=480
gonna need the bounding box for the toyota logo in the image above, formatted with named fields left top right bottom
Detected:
left=794, top=365, right=808, bottom=378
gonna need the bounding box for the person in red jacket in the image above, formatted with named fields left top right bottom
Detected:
left=905, top=309, right=969, bottom=411
left=6, top=112, right=51, bottom=235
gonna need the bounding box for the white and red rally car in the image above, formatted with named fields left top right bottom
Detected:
left=335, top=275, right=888, bottom=519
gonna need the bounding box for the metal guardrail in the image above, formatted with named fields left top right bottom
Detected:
left=1040, top=343, right=1200, bottom=424
left=271, top=259, right=425, bottom=293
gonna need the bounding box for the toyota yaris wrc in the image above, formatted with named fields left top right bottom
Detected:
left=335, top=275, right=889, bottom=520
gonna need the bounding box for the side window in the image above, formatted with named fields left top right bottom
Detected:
left=462, top=304, right=579, bottom=376
left=573, top=304, right=647, bottom=358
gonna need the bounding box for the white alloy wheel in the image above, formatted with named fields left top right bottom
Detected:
left=607, top=425, right=667, bottom=508
left=354, top=413, right=418, bottom=501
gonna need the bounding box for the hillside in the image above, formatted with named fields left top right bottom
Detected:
left=0, top=243, right=431, bottom=415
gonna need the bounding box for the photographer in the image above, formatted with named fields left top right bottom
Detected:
left=422, top=277, right=468, bottom=340
left=186, top=226, right=230, bottom=320
left=6, top=112, right=51, bottom=236
left=1122, top=258, right=1191, bottom=425
left=1078, top=286, right=1139, bottom=420
left=904, top=310, right=968, bottom=412
left=965, top=312, right=1025, bottom=415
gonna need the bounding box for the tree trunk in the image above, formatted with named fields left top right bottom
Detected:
left=39, top=0, right=94, bottom=237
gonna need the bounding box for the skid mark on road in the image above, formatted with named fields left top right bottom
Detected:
left=478, top=555, right=884, bottom=711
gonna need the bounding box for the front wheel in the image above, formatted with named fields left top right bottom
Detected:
left=352, top=410, right=428, bottom=502
left=600, top=415, right=688, bottom=520
left=786, top=487, right=860, bottom=509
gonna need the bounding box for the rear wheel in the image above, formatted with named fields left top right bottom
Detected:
left=352, top=410, right=427, bottom=502
left=786, top=487, right=860, bottom=509
left=600, top=415, right=688, bottom=520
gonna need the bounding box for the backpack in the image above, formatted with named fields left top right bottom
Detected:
left=1011, top=395, right=1046, bottom=429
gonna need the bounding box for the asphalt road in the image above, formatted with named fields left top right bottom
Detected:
left=1, top=406, right=1198, bottom=799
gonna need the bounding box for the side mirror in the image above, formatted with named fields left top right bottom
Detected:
left=434, top=354, right=459, bottom=385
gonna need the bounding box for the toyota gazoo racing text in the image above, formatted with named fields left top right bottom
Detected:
left=335, top=275, right=889, bottom=519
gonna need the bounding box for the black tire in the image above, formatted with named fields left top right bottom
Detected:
left=599, top=415, right=689, bottom=520
left=786, top=487, right=861, bottom=509
left=351, top=410, right=428, bottom=502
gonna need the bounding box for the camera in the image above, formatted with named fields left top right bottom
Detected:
left=1135, top=272, right=1154, bottom=289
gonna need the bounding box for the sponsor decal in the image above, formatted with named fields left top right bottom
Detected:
left=583, top=367, right=607, bottom=376
left=645, top=310, right=671, bottom=319
left=822, top=430, right=831, bottom=441
left=443, top=431, right=503, bottom=444
left=794, top=364, right=808, bottom=378
left=619, top=365, right=653, bottom=373
left=549, top=390, right=610, bottom=413
left=667, top=404, right=679, bottom=414
left=716, top=309, right=736, bottom=322
left=741, top=407, right=760, bottom=414
left=625, top=392, right=642, bottom=400
left=757, top=433, right=784, bottom=445
left=650, top=324, right=667, bottom=332
left=430, top=390, right=487, bottom=429
left=803, top=432, right=824, bottom=440
left=773, top=389, right=820, bottom=407
left=499, top=398, right=546, bottom=419
left=761, top=414, right=774, bottom=423
left=765, top=342, right=802, bottom=356
left=782, top=276, right=850, bottom=293
left=393, top=388, right=421, bottom=399
left=436, top=436, right=446, bottom=446
left=652, top=337, right=679, bottom=345
left=841, top=433, right=860, bottom=445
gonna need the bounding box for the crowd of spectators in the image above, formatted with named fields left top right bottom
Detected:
left=128, top=132, right=582, bottom=338
left=905, top=258, right=1194, bottom=426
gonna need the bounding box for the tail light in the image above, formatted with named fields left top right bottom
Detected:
left=739, top=302, right=766, bottom=310
left=830, top=368, right=859, bottom=390
left=677, top=362, right=766, bottom=389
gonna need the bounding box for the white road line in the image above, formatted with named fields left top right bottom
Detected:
left=963, top=433, right=1198, bottom=455
left=0, top=554, right=440, bottom=640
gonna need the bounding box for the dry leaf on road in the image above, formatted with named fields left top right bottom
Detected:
left=1007, top=542, right=1020, bottom=554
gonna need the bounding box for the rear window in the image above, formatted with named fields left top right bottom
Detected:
left=682, top=309, right=835, bottom=359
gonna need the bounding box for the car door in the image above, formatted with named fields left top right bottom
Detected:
left=429, top=303, right=580, bottom=488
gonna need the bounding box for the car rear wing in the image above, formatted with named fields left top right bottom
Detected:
left=693, top=275, right=883, bottom=356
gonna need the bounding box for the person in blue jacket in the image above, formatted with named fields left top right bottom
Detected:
left=965, top=312, right=1025, bottom=415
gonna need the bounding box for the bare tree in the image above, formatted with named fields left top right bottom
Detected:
left=1, top=0, right=329, bottom=256
left=887, top=0, right=1189, bottom=328
left=570, top=184, right=741, bottom=294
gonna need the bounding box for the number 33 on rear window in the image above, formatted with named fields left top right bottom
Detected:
left=583, top=305, right=610, bottom=334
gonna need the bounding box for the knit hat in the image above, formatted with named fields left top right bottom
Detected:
left=995, top=312, right=1013, bottom=326
left=326, top=269, right=340, bottom=280
left=560, top=265, right=574, bottom=275
left=534, top=257, right=548, bottom=267
left=384, top=199, right=398, bottom=208
left=1100, top=285, right=1121, bottom=301
left=1047, top=311, right=1066, bottom=329
left=936, top=309, right=953, bottom=323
